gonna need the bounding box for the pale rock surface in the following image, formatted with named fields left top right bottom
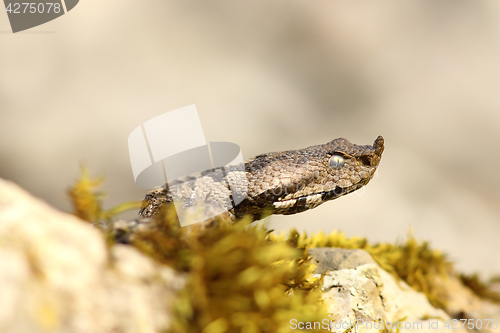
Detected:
left=0, top=178, right=184, bottom=333
left=310, top=248, right=500, bottom=333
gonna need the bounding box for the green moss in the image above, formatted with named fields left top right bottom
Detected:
left=68, top=165, right=107, bottom=223
left=68, top=167, right=500, bottom=333
left=68, top=165, right=142, bottom=225
left=459, top=274, right=500, bottom=303
left=133, top=208, right=329, bottom=333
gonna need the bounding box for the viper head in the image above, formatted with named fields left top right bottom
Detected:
left=243, top=136, right=384, bottom=215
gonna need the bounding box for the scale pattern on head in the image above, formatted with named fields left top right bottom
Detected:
left=234, top=136, right=384, bottom=218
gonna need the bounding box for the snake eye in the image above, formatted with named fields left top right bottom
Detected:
left=329, top=155, right=345, bottom=169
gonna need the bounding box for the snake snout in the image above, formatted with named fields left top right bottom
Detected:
left=373, top=135, right=384, bottom=156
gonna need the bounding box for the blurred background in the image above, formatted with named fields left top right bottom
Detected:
left=1, top=0, right=499, bottom=276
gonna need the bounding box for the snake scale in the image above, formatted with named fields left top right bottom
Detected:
left=138, top=136, right=384, bottom=223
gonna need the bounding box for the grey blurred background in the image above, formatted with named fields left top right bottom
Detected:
left=1, top=0, right=499, bottom=276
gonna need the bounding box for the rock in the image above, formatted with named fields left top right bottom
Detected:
left=309, top=248, right=470, bottom=333
left=438, top=274, right=500, bottom=331
left=309, top=248, right=375, bottom=272
left=0, top=178, right=184, bottom=333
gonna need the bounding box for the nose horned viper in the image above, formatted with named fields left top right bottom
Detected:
left=138, top=136, right=384, bottom=222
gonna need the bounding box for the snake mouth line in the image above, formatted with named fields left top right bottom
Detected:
left=272, top=183, right=364, bottom=211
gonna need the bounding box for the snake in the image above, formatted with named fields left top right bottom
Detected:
left=137, top=136, right=384, bottom=223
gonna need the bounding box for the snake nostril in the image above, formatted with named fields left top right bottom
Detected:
left=359, top=156, right=371, bottom=167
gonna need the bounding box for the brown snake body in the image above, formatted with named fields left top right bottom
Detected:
left=138, top=136, right=384, bottom=222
